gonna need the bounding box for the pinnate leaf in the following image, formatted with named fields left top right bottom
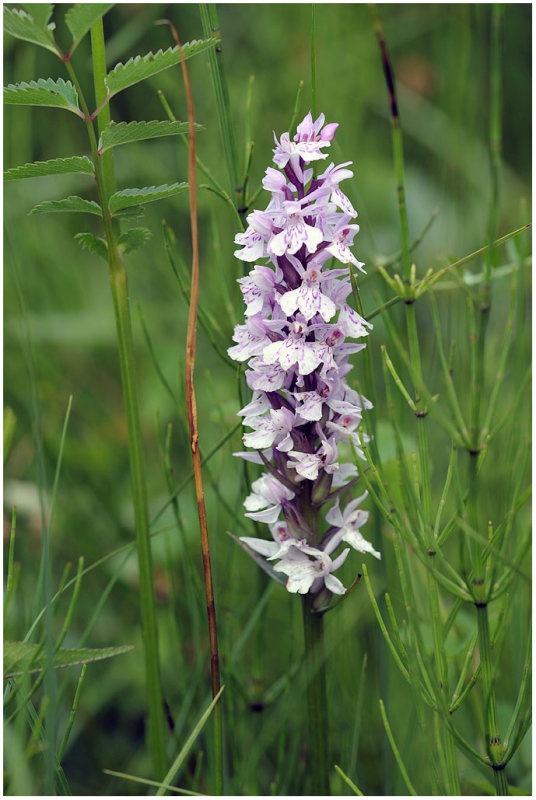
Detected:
left=105, top=37, right=220, bottom=98
left=99, top=120, right=199, bottom=153
left=4, top=78, right=83, bottom=117
left=3, top=6, right=58, bottom=54
left=118, top=227, right=153, bottom=253
left=109, top=183, right=188, bottom=213
left=65, top=3, right=114, bottom=53
left=74, top=232, right=108, bottom=260
left=4, top=640, right=134, bottom=678
left=29, top=195, right=102, bottom=216
left=5, top=156, right=94, bottom=181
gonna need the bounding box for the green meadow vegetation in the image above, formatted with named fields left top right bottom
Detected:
left=4, top=3, right=531, bottom=795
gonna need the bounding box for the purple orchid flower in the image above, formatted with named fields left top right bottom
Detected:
left=229, top=112, right=380, bottom=602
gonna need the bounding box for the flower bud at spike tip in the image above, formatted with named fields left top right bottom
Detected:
left=230, top=111, right=380, bottom=602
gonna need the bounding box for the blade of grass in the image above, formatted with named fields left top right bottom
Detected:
left=103, top=769, right=204, bottom=796
left=156, top=686, right=225, bottom=796
left=289, top=79, right=305, bottom=139
left=4, top=507, right=17, bottom=618
left=346, top=652, right=368, bottom=788
left=57, top=664, right=87, bottom=762
left=379, top=699, right=417, bottom=795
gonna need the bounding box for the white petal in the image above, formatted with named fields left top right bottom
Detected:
left=239, top=537, right=280, bottom=558
left=331, top=188, right=357, bottom=216
left=342, top=529, right=381, bottom=559
left=245, top=505, right=283, bottom=523
left=243, top=428, right=276, bottom=449
left=325, top=499, right=344, bottom=528
left=324, top=574, right=346, bottom=595
left=297, top=343, right=322, bottom=375
left=279, top=288, right=300, bottom=317
left=269, top=229, right=288, bottom=257
left=317, top=291, right=337, bottom=322
left=262, top=340, right=282, bottom=365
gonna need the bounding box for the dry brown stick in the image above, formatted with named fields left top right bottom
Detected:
left=166, top=20, right=221, bottom=701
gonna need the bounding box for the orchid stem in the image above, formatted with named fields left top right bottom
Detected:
left=302, top=595, right=329, bottom=795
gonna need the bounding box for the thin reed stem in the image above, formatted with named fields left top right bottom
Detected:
left=302, top=595, right=329, bottom=795
left=167, top=20, right=223, bottom=794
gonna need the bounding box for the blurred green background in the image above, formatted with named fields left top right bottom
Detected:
left=4, top=3, right=531, bottom=795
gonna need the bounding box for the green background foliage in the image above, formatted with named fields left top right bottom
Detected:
left=4, top=3, right=531, bottom=795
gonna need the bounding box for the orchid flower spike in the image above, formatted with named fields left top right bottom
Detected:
left=229, top=111, right=380, bottom=604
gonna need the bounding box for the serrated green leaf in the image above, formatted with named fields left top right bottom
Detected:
left=19, top=4, right=53, bottom=26
left=3, top=6, right=58, bottom=54
left=4, top=640, right=134, bottom=678
left=117, top=227, right=152, bottom=254
left=109, top=183, right=188, bottom=213
left=4, top=156, right=94, bottom=181
left=29, top=196, right=102, bottom=216
left=74, top=232, right=108, bottom=260
left=99, top=120, right=199, bottom=153
left=4, top=78, right=83, bottom=117
left=105, top=37, right=220, bottom=98
left=65, top=3, right=114, bottom=53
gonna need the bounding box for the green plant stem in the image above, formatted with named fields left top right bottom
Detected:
left=64, top=54, right=167, bottom=779
left=302, top=595, right=329, bottom=795
left=90, top=19, right=116, bottom=198
left=476, top=604, right=508, bottom=794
